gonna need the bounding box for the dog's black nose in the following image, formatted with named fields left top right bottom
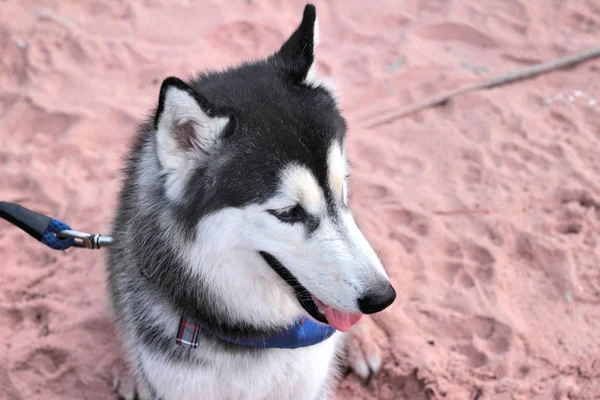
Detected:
left=357, top=283, right=397, bottom=314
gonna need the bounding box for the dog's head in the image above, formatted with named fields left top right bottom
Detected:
left=151, top=4, right=395, bottom=331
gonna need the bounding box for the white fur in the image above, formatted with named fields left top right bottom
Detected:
left=185, top=210, right=302, bottom=329
left=327, top=141, right=347, bottom=201
left=155, top=86, right=229, bottom=201
left=179, top=155, right=388, bottom=327
left=137, top=331, right=343, bottom=400
left=313, top=16, right=321, bottom=49
left=307, top=14, right=321, bottom=86
left=303, top=15, right=340, bottom=102
left=126, top=140, right=388, bottom=400
left=279, top=164, right=325, bottom=215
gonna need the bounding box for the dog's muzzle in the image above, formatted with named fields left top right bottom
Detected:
left=259, top=251, right=328, bottom=324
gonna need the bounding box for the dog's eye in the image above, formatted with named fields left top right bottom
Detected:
left=269, top=205, right=304, bottom=223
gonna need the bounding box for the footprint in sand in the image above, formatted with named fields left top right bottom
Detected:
left=453, top=96, right=504, bottom=143
left=499, top=141, right=552, bottom=173
left=359, top=182, right=389, bottom=201
left=545, top=187, right=600, bottom=300
left=466, top=244, right=496, bottom=285
left=515, top=231, right=574, bottom=297
left=440, top=261, right=462, bottom=285
left=455, top=315, right=514, bottom=372
left=11, top=347, right=70, bottom=379
left=438, top=240, right=466, bottom=285
left=0, top=27, right=29, bottom=85
left=438, top=240, right=497, bottom=287
left=458, top=147, right=485, bottom=186
left=390, top=231, right=418, bottom=254
left=456, top=272, right=476, bottom=289
left=0, top=307, right=24, bottom=327
left=546, top=109, right=579, bottom=136
left=395, top=156, right=425, bottom=179
left=466, top=316, right=513, bottom=355
left=2, top=98, right=78, bottom=140
left=386, top=208, right=430, bottom=237
left=456, top=342, right=489, bottom=368
left=0, top=92, right=19, bottom=119
left=385, top=207, right=431, bottom=254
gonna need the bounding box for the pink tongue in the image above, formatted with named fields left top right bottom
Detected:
left=324, top=308, right=362, bottom=332
left=312, top=297, right=362, bottom=332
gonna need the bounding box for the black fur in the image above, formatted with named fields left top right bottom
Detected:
left=107, top=2, right=345, bottom=365
left=278, top=4, right=317, bottom=83
left=174, top=59, right=347, bottom=234
left=154, top=76, right=233, bottom=130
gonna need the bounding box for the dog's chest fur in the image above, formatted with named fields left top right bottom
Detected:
left=137, top=332, right=343, bottom=400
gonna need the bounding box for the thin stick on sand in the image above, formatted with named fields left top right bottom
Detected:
left=362, top=47, right=600, bottom=129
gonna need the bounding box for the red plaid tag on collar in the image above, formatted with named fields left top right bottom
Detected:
left=176, top=315, right=200, bottom=348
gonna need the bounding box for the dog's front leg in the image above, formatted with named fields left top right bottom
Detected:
left=113, top=363, right=155, bottom=400
left=344, top=316, right=389, bottom=382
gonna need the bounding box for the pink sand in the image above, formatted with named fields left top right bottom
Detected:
left=1, top=1, right=600, bottom=399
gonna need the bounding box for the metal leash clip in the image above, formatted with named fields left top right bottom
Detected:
left=57, top=230, right=115, bottom=249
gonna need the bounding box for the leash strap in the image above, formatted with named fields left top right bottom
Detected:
left=0, top=201, right=113, bottom=250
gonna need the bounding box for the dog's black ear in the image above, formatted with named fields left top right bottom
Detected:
left=154, top=77, right=230, bottom=197
left=154, top=77, right=229, bottom=154
left=276, top=4, right=320, bottom=84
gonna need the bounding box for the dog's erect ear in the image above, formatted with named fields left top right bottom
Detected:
left=154, top=77, right=229, bottom=199
left=276, top=4, right=320, bottom=84
left=155, top=77, right=229, bottom=162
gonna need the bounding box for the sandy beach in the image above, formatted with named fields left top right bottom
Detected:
left=1, top=1, right=600, bottom=399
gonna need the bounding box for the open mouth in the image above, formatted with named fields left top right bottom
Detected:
left=260, top=251, right=362, bottom=332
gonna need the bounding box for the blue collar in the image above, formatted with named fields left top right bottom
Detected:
left=176, top=315, right=337, bottom=349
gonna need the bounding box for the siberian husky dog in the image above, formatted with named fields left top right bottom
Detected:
left=106, top=4, right=396, bottom=400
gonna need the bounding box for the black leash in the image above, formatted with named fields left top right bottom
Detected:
left=0, top=201, right=114, bottom=250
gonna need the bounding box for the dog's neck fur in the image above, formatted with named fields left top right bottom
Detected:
left=127, top=132, right=303, bottom=338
